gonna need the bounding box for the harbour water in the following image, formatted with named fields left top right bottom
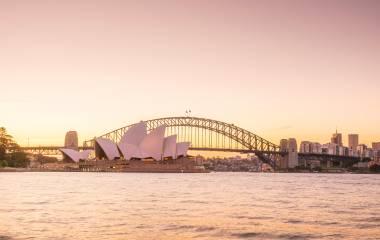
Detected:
left=0, top=172, right=379, bottom=240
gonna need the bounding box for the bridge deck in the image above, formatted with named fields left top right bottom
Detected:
left=20, top=146, right=369, bottom=162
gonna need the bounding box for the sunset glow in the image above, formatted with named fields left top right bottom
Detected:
left=1, top=0, right=379, bottom=146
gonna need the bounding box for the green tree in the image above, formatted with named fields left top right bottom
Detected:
left=0, top=127, right=19, bottom=158
left=0, top=127, right=28, bottom=168
left=0, top=127, right=9, bottom=159
left=0, top=160, right=8, bottom=167
left=6, top=152, right=29, bottom=168
left=35, top=154, right=58, bottom=165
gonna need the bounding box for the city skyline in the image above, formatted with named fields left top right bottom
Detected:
left=1, top=0, right=380, bottom=146
left=1, top=2, right=380, bottom=239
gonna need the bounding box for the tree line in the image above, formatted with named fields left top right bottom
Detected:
left=0, top=127, right=29, bottom=168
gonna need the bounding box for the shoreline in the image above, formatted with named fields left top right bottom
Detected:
left=0, top=168, right=378, bottom=174
left=0, top=167, right=209, bottom=173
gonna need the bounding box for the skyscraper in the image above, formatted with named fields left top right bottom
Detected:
left=64, top=131, right=79, bottom=150
left=372, top=142, right=380, bottom=151
left=348, top=134, right=359, bottom=151
left=372, top=142, right=380, bottom=160
left=287, top=138, right=298, bottom=168
left=279, top=139, right=289, bottom=169
left=331, top=130, right=343, bottom=146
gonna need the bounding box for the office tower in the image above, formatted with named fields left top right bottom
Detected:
left=287, top=138, right=298, bottom=168
left=331, top=130, right=343, bottom=146
left=357, top=144, right=367, bottom=157
left=348, top=134, right=359, bottom=151
left=64, top=131, right=79, bottom=150
left=372, top=142, right=380, bottom=160
left=372, top=142, right=380, bottom=151
left=279, top=139, right=289, bottom=169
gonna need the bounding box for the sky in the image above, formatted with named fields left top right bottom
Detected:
left=1, top=0, right=379, bottom=147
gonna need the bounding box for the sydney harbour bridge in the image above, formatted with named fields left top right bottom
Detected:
left=20, top=116, right=369, bottom=169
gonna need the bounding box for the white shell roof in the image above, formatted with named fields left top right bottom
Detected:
left=163, top=135, right=177, bottom=159
left=120, top=121, right=147, bottom=146
left=60, top=148, right=92, bottom=162
left=139, top=125, right=166, bottom=160
left=176, top=142, right=190, bottom=157
left=95, top=138, right=120, bottom=160
left=118, top=142, right=146, bottom=160
left=97, top=124, right=189, bottom=161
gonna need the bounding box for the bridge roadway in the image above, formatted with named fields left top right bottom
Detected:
left=20, top=146, right=369, bottom=168
left=20, top=146, right=92, bottom=155
left=20, top=146, right=282, bottom=155
left=298, top=153, right=371, bottom=168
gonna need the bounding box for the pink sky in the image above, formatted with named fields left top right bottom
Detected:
left=1, top=0, right=379, bottom=147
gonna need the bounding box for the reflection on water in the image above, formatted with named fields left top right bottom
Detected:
left=0, top=172, right=379, bottom=240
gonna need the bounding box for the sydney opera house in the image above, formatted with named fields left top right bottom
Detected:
left=59, top=122, right=190, bottom=163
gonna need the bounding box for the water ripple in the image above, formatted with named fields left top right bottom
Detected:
left=0, top=172, right=379, bottom=240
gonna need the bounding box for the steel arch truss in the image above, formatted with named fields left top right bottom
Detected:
left=83, top=116, right=281, bottom=154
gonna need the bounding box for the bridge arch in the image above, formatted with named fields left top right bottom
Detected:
left=83, top=116, right=280, bottom=153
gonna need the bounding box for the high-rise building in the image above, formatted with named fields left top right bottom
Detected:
left=279, top=139, right=289, bottom=169
left=331, top=130, right=343, bottom=146
left=348, top=134, right=359, bottom=151
left=300, top=141, right=322, bottom=154
left=322, top=143, right=339, bottom=155
left=372, top=142, right=380, bottom=151
left=372, top=142, right=380, bottom=160
left=287, top=138, right=298, bottom=168
left=279, top=138, right=299, bottom=169
left=312, top=142, right=322, bottom=154
left=64, top=131, right=79, bottom=150
left=357, top=144, right=367, bottom=158
left=299, top=141, right=311, bottom=153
